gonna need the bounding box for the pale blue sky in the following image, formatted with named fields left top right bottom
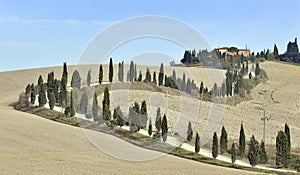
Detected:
left=0, top=0, right=299, bottom=71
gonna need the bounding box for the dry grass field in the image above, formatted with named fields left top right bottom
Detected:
left=0, top=66, right=253, bottom=174
left=0, top=61, right=299, bottom=174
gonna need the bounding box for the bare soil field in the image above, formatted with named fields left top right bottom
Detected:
left=0, top=66, right=252, bottom=174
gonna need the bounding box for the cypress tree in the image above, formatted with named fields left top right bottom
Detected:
left=255, top=62, right=260, bottom=76
left=80, top=92, right=88, bottom=114
left=231, top=142, right=237, bottom=163
left=49, top=92, right=56, bottom=110
left=121, top=61, right=124, bottom=82
left=47, top=71, right=54, bottom=100
left=99, top=64, right=103, bottom=85
left=212, top=132, right=218, bottom=159
left=59, top=62, right=68, bottom=106
left=248, top=135, right=259, bottom=167
left=158, top=63, right=164, bottom=86
left=92, top=93, right=99, bottom=121
left=152, top=71, right=157, bottom=85
left=30, top=83, right=36, bottom=104
left=25, top=84, right=31, bottom=95
left=199, top=81, right=204, bottom=95
left=284, top=123, right=291, bottom=160
left=181, top=73, right=186, bottom=91
left=134, top=64, right=137, bottom=81
left=109, top=58, right=113, bottom=82
left=220, top=126, right=228, bottom=154
left=186, top=78, right=191, bottom=94
left=38, top=76, right=47, bottom=107
left=161, top=114, right=168, bottom=142
left=54, top=79, right=60, bottom=102
left=137, top=71, right=142, bottom=81
left=70, top=90, right=75, bottom=117
left=239, top=123, right=246, bottom=157
left=87, top=69, right=92, bottom=87
left=155, top=107, right=162, bottom=133
left=118, top=62, right=122, bottom=82
left=274, top=44, right=279, bottom=59
left=129, top=61, right=134, bottom=82
left=115, top=106, right=124, bottom=127
left=144, top=67, right=151, bottom=83
left=102, top=86, right=111, bottom=121
left=187, top=121, right=193, bottom=142
left=195, top=132, right=200, bottom=153
left=172, top=70, right=176, bottom=82
left=276, top=131, right=289, bottom=168
left=71, top=69, right=81, bottom=88
left=140, top=100, right=148, bottom=128
left=148, top=118, right=152, bottom=137
left=260, top=140, right=268, bottom=164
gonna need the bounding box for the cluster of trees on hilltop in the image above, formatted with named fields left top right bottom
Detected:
left=181, top=49, right=222, bottom=68
left=274, top=38, right=300, bottom=63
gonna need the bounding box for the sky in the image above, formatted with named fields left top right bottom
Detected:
left=0, top=0, right=299, bottom=71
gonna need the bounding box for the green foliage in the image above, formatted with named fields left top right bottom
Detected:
left=195, top=132, right=200, bottom=153
left=161, top=114, right=168, bottom=142
left=109, top=58, right=113, bottom=83
left=220, top=126, right=228, bottom=154
left=155, top=107, right=161, bottom=133
left=49, top=92, right=56, bottom=110
left=80, top=92, right=88, bottom=114
left=116, top=106, right=125, bottom=127
left=255, top=62, right=260, bottom=76
left=99, top=64, right=103, bottom=85
left=102, top=86, right=111, bottom=121
left=248, top=135, right=259, bottom=167
left=148, top=118, right=152, bottom=136
left=212, top=132, right=218, bottom=159
left=71, top=69, right=81, bottom=88
left=187, top=121, right=193, bottom=142
left=30, top=83, right=36, bottom=104
left=87, top=69, right=91, bottom=87
left=144, top=67, right=151, bottom=83
left=259, top=141, right=268, bottom=164
left=152, top=71, right=157, bottom=85
left=92, top=93, right=98, bottom=121
left=231, top=142, right=237, bottom=163
left=38, top=76, right=47, bottom=107
left=118, top=61, right=124, bottom=82
left=25, top=84, right=31, bottom=95
left=129, top=61, right=135, bottom=82
left=137, top=71, right=142, bottom=81
left=59, top=62, right=68, bottom=107
left=69, top=90, right=75, bottom=117
left=199, top=81, right=204, bottom=95
left=239, top=123, right=246, bottom=157
left=46, top=71, right=55, bottom=101
left=158, top=63, right=164, bottom=86
left=276, top=130, right=289, bottom=168
left=140, top=100, right=148, bottom=128
left=285, top=123, right=291, bottom=160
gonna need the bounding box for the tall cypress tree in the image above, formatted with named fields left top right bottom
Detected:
left=102, top=86, right=111, bottom=121
left=187, top=121, right=193, bottom=142
left=220, top=126, right=228, bottom=154
left=59, top=62, right=68, bottom=106
left=49, top=92, right=56, bottom=110
left=144, top=67, right=151, bottom=83
left=212, top=132, right=218, bottom=159
left=129, top=61, right=134, bottom=82
left=276, top=130, right=289, bottom=168
left=255, top=62, right=260, bottom=76
left=71, top=69, right=81, bottom=88
left=148, top=118, right=152, bottom=137
left=260, top=140, right=268, bottom=164
left=161, top=114, right=168, bottom=142
left=70, top=90, right=75, bottom=117
left=109, top=58, right=113, bottom=83
left=92, top=93, right=99, bottom=121
left=152, top=71, right=157, bottom=85
left=158, top=63, right=164, bottom=86
left=140, top=100, right=148, bottom=128
left=99, top=64, right=103, bottom=85
left=38, top=79, right=47, bottom=107
left=155, top=107, right=161, bottom=133
left=231, top=142, right=237, bottom=163
left=248, top=135, right=259, bottom=167
left=274, top=44, right=279, bottom=59
left=199, top=81, right=204, bottom=95
left=284, top=123, right=291, bottom=160
left=80, top=92, right=88, bottom=114
left=115, top=106, right=124, bottom=127
left=30, top=83, right=36, bottom=104
left=195, top=132, right=200, bottom=153
left=239, top=123, right=246, bottom=157
left=87, top=69, right=92, bottom=87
